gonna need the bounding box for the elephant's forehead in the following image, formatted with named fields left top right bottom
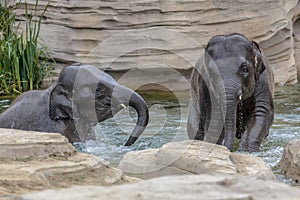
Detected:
left=207, top=46, right=250, bottom=60
left=208, top=56, right=246, bottom=69
left=206, top=40, right=252, bottom=60
left=63, top=65, right=117, bottom=89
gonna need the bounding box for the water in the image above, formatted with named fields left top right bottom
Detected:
left=0, top=97, right=13, bottom=113
left=75, top=91, right=190, bottom=165
left=1, top=85, right=299, bottom=169
left=82, top=85, right=300, bottom=167
left=255, top=85, right=300, bottom=165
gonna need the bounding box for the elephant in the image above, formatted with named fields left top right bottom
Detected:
left=187, top=33, right=274, bottom=152
left=0, top=64, right=149, bottom=146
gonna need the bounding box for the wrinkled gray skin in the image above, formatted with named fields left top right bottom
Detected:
left=187, top=33, right=274, bottom=152
left=0, top=64, right=149, bottom=146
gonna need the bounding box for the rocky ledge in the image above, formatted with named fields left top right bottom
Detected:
left=118, top=140, right=275, bottom=180
left=0, top=128, right=138, bottom=196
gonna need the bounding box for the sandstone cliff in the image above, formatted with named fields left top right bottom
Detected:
left=12, top=0, right=300, bottom=89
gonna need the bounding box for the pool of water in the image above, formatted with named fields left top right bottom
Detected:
left=254, top=85, right=300, bottom=165
left=0, top=97, right=13, bottom=113
left=1, top=85, right=299, bottom=171
left=75, top=91, right=190, bottom=165
left=81, top=85, right=300, bottom=168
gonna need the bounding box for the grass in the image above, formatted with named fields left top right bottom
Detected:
left=0, top=0, right=53, bottom=96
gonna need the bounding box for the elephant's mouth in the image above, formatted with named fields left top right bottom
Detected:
left=95, top=107, right=112, bottom=122
left=95, top=103, right=125, bottom=123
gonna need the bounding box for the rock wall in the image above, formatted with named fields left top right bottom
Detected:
left=12, top=0, right=300, bottom=89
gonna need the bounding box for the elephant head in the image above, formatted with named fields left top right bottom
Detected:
left=203, top=34, right=268, bottom=151
left=49, top=64, right=149, bottom=146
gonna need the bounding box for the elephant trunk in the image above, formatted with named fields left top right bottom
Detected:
left=113, top=85, right=149, bottom=146
left=223, top=94, right=238, bottom=151
left=125, top=92, right=149, bottom=146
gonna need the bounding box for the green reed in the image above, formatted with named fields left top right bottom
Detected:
left=0, top=0, right=52, bottom=95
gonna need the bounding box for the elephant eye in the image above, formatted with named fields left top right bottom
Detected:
left=240, top=63, right=249, bottom=77
left=66, top=93, right=72, bottom=99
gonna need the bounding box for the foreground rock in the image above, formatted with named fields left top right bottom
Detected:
left=118, top=140, right=275, bottom=180
left=277, top=139, right=300, bottom=184
left=0, top=128, right=138, bottom=195
left=18, top=174, right=300, bottom=200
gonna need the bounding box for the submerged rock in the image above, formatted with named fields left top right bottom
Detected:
left=0, top=128, right=139, bottom=195
left=277, top=139, right=300, bottom=185
left=118, top=140, right=275, bottom=180
left=18, top=174, right=300, bottom=200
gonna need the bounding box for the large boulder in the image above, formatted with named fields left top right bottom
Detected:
left=0, top=128, right=139, bottom=195
left=18, top=174, right=300, bottom=200
left=12, top=0, right=300, bottom=88
left=118, top=140, right=275, bottom=180
left=277, top=139, right=300, bottom=184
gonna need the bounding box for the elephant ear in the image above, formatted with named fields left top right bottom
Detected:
left=252, top=41, right=266, bottom=79
left=49, top=83, right=73, bottom=120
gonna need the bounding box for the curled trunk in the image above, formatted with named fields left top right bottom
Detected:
left=113, top=85, right=149, bottom=146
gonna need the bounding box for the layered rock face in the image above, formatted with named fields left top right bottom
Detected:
left=14, top=0, right=300, bottom=89
left=118, top=140, right=275, bottom=180
left=0, top=128, right=138, bottom=195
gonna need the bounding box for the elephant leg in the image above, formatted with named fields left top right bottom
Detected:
left=63, top=120, right=81, bottom=143
left=187, top=99, right=206, bottom=140
left=238, top=114, right=273, bottom=152
left=63, top=120, right=96, bottom=143
left=76, top=121, right=96, bottom=142
left=239, top=121, right=267, bottom=152
left=195, top=123, right=205, bottom=140
left=217, top=129, right=225, bottom=145
left=238, top=88, right=274, bottom=152
left=238, top=121, right=263, bottom=152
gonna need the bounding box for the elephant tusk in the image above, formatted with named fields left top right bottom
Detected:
left=254, top=56, right=258, bottom=68
left=120, top=104, right=127, bottom=109
left=239, top=95, right=242, bottom=101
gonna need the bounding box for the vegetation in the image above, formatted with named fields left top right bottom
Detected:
left=0, top=0, right=53, bottom=96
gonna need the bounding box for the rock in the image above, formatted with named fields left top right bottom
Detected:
left=18, top=174, right=300, bottom=200
left=118, top=140, right=275, bottom=180
left=277, top=139, right=300, bottom=184
left=13, top=0, right=300, bottom=88
left=0, top=128, right=76, bottom=160
left=0, top=128, right=139, bottom=195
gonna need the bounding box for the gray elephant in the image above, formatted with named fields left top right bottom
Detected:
left=187, top=33, right=274, bottom=152
left=0, top=64, right=149, bottom=146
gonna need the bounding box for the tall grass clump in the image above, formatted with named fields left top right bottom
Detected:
left=0, top=0, right=52, bottom=95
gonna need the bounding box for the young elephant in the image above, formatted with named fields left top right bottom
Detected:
left=0, top=64, right=149, bottom=145
left=187, top=33, right=274, bottom=152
